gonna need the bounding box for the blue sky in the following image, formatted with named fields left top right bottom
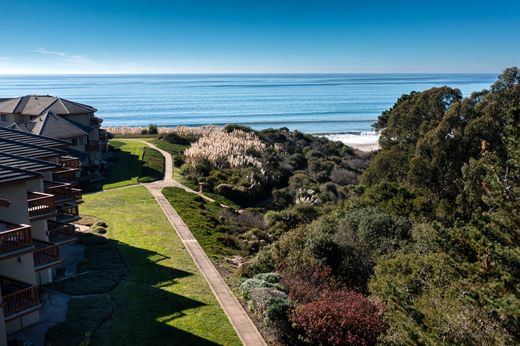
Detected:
left=0, top=0, right=518, bottom=74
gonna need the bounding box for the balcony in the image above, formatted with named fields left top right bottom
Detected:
left=47, top=220, right=77, bottom=245
left=0, top=221, right=32, bottom=255
left=90, top=117, right=102, bottom=127
left=53, top=167, right=79, bottom=182
left=59, top=156, right=81, bottom=169
left=27, top=192, right=56, bottom=219
left=0, top=276, right=40, bottom=321
left=33, top=240, right=61, bottom=270
left=44, top=181, right=82, bottom=205
left=56, top=205, right=80, bottom=223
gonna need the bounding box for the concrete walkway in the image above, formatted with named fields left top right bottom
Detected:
left=141, top=141, right=267, bottom=346
left=142, top=140, right=216, bottom=203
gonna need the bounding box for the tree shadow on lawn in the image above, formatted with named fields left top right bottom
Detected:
left=48, top=232, right=224, bottom=346
left=86, top=141, right=143, bottom=192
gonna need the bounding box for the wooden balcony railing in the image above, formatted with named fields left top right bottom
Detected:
left=33, top=240, right=60, bottom=268
left=59, top=156, right=80, bottom=169
left=0, top=276, right=40, bottom=318
left=27, top=192, right=55, bottom=218
left=56, top=206, right=80, bottom=223
left=44, top=181, right=82, bottom=204
left=53, top=168, right=79, bottom=182
left=0, top=222, right=32, bottom=254
left=47, top=220, right=77, bottom=244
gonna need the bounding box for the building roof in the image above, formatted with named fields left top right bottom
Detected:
left=5, top=122, right=28, bottom=132
left=0, top=164, right=41, bottom=186
left=0, top=125, right=69, bottom=148
left=29, top=112, right=88, bottom=139
left=0, top=152, right=60, bottom=173
left=0, top=138, right=66, bottom=160
left=0, top=95, right=97, bottom=116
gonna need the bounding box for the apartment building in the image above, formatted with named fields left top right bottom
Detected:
left=0, top=95, right=106, bottom=165
left=0, top=127, right=82, bottom=344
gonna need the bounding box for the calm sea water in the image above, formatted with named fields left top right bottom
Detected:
left=0, top=74, right=496, bottom=133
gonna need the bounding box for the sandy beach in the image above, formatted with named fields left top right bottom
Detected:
left=322, top=133, right=380, bottom=152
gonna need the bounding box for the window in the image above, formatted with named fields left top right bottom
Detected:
left=0, top=115, right=6, bottom=121
left=71, top=138, right=78, bottom=146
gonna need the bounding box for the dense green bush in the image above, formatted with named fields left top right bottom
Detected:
left=148, top=123, right=158, bottom=135
left=92, top=226, right=107, bottom=234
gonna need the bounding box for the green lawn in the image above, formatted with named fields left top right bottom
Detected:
left=139, top=147, right=165, bottom=183
left=79, top=186, right=241, bottom=346
left=93, top=139, right=164, bottom=190
left=101, top=140, right=147, bottom=189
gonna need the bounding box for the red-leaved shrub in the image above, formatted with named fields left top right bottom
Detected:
left=290, top=289, right=387, bottom=346
left=279, top=264, right=339, bottom=304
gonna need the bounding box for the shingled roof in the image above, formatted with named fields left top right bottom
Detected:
left=28, top=112, right=88, bottom=139
left=0, top=164, right=41, bottom=186
left=0, top=125, right=69, bottom=147
left=0, top=95, right=97, bottom=116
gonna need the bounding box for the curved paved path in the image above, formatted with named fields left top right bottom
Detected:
left=140, top=140, right=267, bottom=346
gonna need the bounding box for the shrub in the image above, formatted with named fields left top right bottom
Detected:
left=173, top=155, right=184, bottom=167
left=92, top=226, right=107, bottom=234
left=93, top=221, right=108, bottom=228
left=290, top=290, right=387, bottom=346
left=280, top=265, right=338, bottom=304
left=239, top=278, right=284, bottom=300
left=224, top=124, right=255, bottom=133
left=185, top=127, right=266, bottom=169
left=249, top=287, right=288, bottom=315
left=217, top=234, right=240, bottom=249
left=148, top=123, right=158, bottom=135
left=330, top=167, right=359, bottom=185
left=240, top=247, right=276, bottom=277
left=253, top=272, right=280, bottom=284
left=161, top=132, right=194, bottom=145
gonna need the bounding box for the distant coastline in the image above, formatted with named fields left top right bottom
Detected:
left=105, top=125, right=381, bottom=151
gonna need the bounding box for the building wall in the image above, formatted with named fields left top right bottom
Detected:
left=0, top=181, right=30, bottom=225
left=30, top=219, right=47, bottom=241
left=0, top=254, right=36, bottom=285
left=61, top=113, right=91, bottom=127
left=36, top=268, right=53, bottom=285
left=25, top=179, right=43, bottom=194
left=5, top=311, right=40, bottom=335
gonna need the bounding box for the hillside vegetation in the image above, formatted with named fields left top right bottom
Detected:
left=156, top=67, right=520, bottom=345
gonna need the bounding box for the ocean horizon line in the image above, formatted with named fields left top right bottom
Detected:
left=0, top=72, right=500, bottom=77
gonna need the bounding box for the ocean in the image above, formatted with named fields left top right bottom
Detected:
left=0, top=74, right=496, bottom=134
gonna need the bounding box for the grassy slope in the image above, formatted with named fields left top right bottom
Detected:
left=81, top=186, right=240, bottom=346
left=102, top=140, right=147, bottom=189
left=139, top=147, right=165, bottom=182
left=162, top=187, right=240, bottom=260
left=100, top=139, right=164, bottom=189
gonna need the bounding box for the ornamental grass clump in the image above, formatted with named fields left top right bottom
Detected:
left=185, top=128, right=267, bottom=169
